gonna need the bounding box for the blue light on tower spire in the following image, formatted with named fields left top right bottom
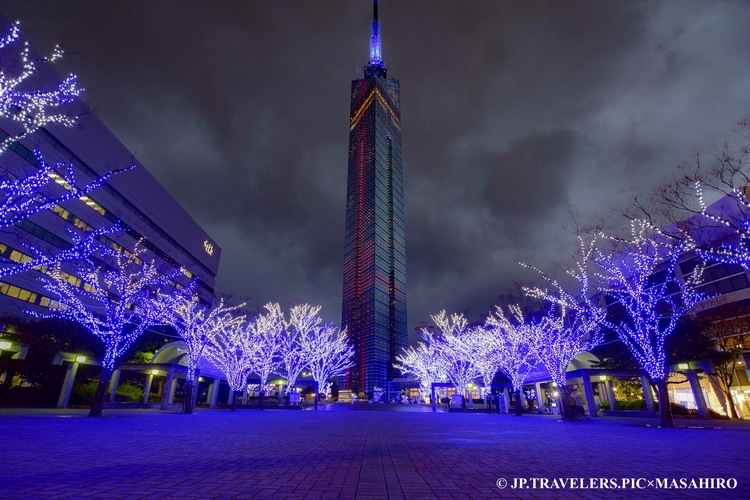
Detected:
left=365, top=0, right=387, bottom=78
left=369, top=0, right=382, bottom=65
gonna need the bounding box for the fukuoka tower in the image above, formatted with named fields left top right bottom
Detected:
left=341, top=0, right=407, bottom=398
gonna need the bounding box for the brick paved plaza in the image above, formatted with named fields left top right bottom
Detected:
left=0, top=406, right=747, bottom=499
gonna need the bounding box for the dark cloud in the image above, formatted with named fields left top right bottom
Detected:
left=5, top=0, right=750, bottom=335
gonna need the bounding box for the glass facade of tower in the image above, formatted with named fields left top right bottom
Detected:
left=342, top=71, right=407, bottom=397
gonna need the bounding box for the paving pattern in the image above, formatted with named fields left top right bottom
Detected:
left=0, top=406, right=747, bottom=499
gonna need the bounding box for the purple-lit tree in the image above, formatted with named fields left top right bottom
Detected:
left=246, top=303, right=284, bottom=410
left=0, top=21, right=129, bottom=278
left=150, top=289, right=245, bottom=414
left=523, top=237, right=605, bottom=419
left=595, top=220, right=705, bottom=428
left=204, top=313, right=254, bottom=412
left=428, top=310, right=480, bottom=409
left=483, top=305, right=537, bottom=416
left=35, top=244, right=169, bottom=417
left=0, top=20, right=81, bottom=152
left=394, top=331, right=448, bottom=403
left=299, top=322, right=354, bottom=409
left=279, top=304, right=321, bottom=399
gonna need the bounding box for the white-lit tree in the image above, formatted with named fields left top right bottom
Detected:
left=0, top=20, right=81, bottom=152
left=299, top=322, right=354, bottom=409
left=468, top=327, right=503, bottom=402
left=279, top=304, right=321, bottom=399
left=428, top=310, right=480, bottom=409
left=594, top=220, right=705, bottom=428
left=150, top=289, right=245, bottom=414
left=645, top=117, right=750, bottom=268
left=204, top=313, right=254, bottom=412
left=35, top=244, right=169, bottom=417
left=393, top=330, right=448, bottom=404
left=483, top=305, right=537, bottom=416
left=246, top=303, right=284, bottom=410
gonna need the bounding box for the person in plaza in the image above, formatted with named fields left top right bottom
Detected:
left=593, top=392, right=603, bottom=416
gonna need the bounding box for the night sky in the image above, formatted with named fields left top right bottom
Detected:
left=5, top=1, right=750, bottom=342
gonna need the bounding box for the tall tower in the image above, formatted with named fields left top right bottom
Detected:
left=342, top=0, right=407, bottom=398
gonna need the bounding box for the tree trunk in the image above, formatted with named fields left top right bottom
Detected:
left=231, top=390, right=239, bottom=412
left=89, top=366, right=113, bottom=417
left=183, top=381, right=194, bottom=414
left=314, top=381, right=319, bottom=410
left=514, top=389, right=523, bottom=416
left=558, top=393, right=570, bottom=421
left=654, top=378, right=674, bottom=428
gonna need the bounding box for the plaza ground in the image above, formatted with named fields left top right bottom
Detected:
left=0, top=406, right=747, bottom=499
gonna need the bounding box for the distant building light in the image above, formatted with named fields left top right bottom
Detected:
left=0, top=341, right=12, bottom=350
left=677, top=363, right=689, bottom=370
left=151, top=369, right=160, bottom=376
left=203, top=240, right=214, bottom=256
left=599, top=375, right=607, bottom=381
left=75, top=355, right=87, bottom=363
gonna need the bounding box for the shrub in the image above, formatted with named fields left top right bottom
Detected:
left=115, top=383, right=143, bottom=403
left=69, top=380, right=97, bottom=405
left=616, top=400, right=647, bottom=411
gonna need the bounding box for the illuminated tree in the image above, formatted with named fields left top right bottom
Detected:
left=299, top=322, right=354, bottom=408
left=523, top=237, right=605, bottom=419
left=150, top=289, right=245, bottom=414
left=639, top=117, right=750, bottom=268
left=483, top=305, right=537, bottom=416
left=35, top=244, right=169, bottom=417
left=0, top=20, right=81, bottom=152
left=428, top=310, right=480, bottom=409
left=0, top=21, right=129, bottom=278
left=595, top=220, right=705, bottom=428
left=246, top=303, right=284, bottom=410
left=279, top=304, right=321, bottom=398
left=394, top=331, right=448, bottom=403
left=0, top=224, right=118, bottom=279
left=204, top=314, right=254, bottom=412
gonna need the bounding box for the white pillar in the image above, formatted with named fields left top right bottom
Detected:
left=605, top=379, right=617, bottom=411
left=168, top=376, right=178, bottom=404
left=143, top=374, right=153, bottom=404
left=581, top=373, right=597, bottom=417
left=686, top=369, right=710, bottom=419
left=208, top=379, right=220, bottom=409
left=640, top=375, right=656, bottom=412
left=535, top=382, right=545, bottom=414
left=107, top=369, right=121, bottom=402
left=160, top=367, right=175, bottom=410
left=57, top=361, right=79, bottom=408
